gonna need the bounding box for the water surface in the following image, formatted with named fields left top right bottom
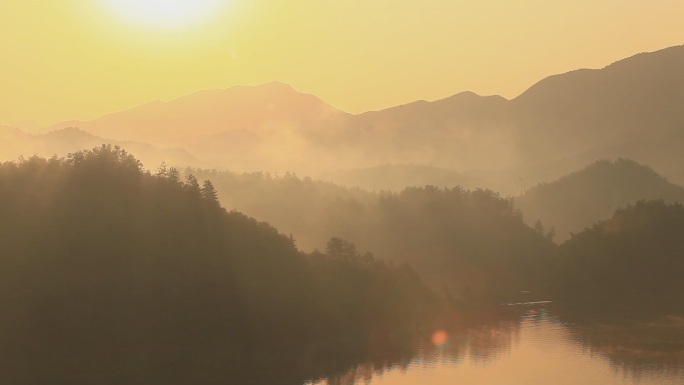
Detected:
left=311, top=308, right=684, bottom=385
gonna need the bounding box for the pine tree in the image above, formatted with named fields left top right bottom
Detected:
left=167, top=167, right=181, bottom=184
left=326, top=237, right=359, bottom=262
left=155, top=162, right=168, bottom=178
left=185, top=174, right=200, bottom=191
left=200, top=180, right=219, bottom=205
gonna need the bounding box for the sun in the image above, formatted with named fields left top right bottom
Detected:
left=102, top=0, right=229, bottom=29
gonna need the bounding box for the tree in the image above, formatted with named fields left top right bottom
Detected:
left=167, top=167, right=181, bottom=184
left=185, top=174, right=200, bottom=191
left=326, top=237, right=359, bottom=262
left=201, top=180, right=219, bottom=205
left=155, top=162, right=168, bottom=178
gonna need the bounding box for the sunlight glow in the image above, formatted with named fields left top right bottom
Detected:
left=102, top=0, right=229, bottom=28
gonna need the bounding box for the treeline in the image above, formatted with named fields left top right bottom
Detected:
left=186, top=168, right=376, bottom=252
left=186, top=168, right=558, bottom=302
left=0, top=146, right=440, bottom=385
left=1, top=146, right=682, bottom=382
left=187, top=166, right=684, bottom=314
left=554, top=200, right=684, bottom=314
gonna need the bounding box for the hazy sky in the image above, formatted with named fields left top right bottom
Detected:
left=2, top=0, right=684, bottom=127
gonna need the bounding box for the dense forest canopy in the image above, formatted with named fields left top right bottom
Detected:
left=0, top=146, right=441, bottom=384
left=0, top=146, right=682, bottom=383
left=186, top=168, right=558, bottom=302
left=187, top=163, right=684, bottom=309
left=556, top=200, right=684, bottom=313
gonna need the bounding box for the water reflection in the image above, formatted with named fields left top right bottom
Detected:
left=315, top=306, right=684, bottom=385
left=311, top=309, right=523, bottom=385
left=564, top=314, right=684, bottom=381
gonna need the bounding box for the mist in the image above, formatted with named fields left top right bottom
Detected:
left=2, top=43, right=684, bottom=384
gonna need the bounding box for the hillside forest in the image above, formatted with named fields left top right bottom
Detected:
left=1, top=146, right=683, bottom=383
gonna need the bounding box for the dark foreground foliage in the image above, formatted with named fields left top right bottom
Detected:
left=0, top=146, right=440, bottom=385
left=2, top=146, right=683, bottom=384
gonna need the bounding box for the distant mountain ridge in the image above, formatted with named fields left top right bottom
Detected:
left=48, top=81, right=347, bottom=145
left=0, top=126, right=201, bottom=170
left=38, top=44, right=684, bottom=189
left=511, top=45, right=684, bottom=169
left=46, top=81, right=352, bottom=173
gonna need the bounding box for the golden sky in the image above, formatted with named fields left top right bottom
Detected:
left=2, top=0, right=684, bottom=128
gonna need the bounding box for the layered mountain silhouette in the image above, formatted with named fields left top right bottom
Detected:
left=49, top=82, right=347, bottom=144
left=0, top=125, right=201, bottom=169
left=47, top=82, right=350, bottom=173
left=30, top=44, right=684, bottom=189
left=515, top=159, right=684, bottom=242
left=510, top=45, right=684, bottom=184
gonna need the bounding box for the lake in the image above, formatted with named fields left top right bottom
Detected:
left=308, top=306, right=684, bottom=385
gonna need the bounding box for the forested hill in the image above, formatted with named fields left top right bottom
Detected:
left=556, top=200, right=684, bottom=314
left=515, top=159, right=684, bottom=242
left=3, top=146, right=679, bottom=383
left=0, top=145, right=440, bottom=384
left=187, top=168, right=558, bottom=302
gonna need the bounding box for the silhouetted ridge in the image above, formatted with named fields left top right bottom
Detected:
left=46, top=82, right=349, bottom=149
left=437, top=90, right=507, bottom=104
left=257, top=80, right=297, bottom=92
left=516, top=159, right=684, bottom=242
left=514, top=45, right=684, bottom=105
left=359, top=90, right=507, bottom=118
left=604, top=44, right=684, bottom=71
left=513, top=44, right=684, bottom=136
left=28, top=44, right=684, bottom=190
left=180, top=82, right=302, bottom=103
left=43, top=126, right=97, bottom=139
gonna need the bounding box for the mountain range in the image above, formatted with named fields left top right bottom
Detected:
left=4, top=44, right=684, bottom=192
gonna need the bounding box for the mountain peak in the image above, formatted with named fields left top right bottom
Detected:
left=437, top=90, right=508, bottom=105
left=515, top=158, right=684, bottom=242
left=257, top=81, right=295, bottom=92
left=447, top=90, right=479, bottom=99
left=47, top=80, right=348, bottom=146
